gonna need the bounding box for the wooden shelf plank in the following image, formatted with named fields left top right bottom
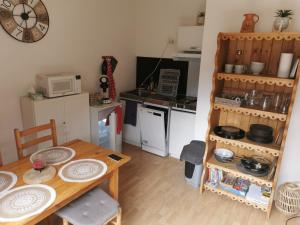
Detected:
left=204, top=184, right=269, bottom=212
left=217, top=73, right=294, bottom=87
left=220, top=32, right=300, bottom=41
left=206, top=156, right=273, bottom=187
left=209, top=133, right=281, bottom=157
left=213, top=103, right=287, bottom=121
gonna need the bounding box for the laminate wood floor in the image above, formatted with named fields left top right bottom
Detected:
left=119, top=143, right=298, bottom=225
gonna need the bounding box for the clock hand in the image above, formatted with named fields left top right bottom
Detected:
left=22, top=4, right=26, bottom=14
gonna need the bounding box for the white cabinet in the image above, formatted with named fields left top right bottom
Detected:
left=20, top=93, right=90, bottom=148
left=120, top=99, right=142, bottom=147
left=169, top=109, right=196, bottom=159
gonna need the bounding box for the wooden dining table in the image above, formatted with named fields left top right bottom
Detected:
left=0, top=139, right=131, bottom=225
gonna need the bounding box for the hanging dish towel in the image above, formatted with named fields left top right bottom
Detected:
left=124, top=100, right=138, bottom=126
left=115, top=106, right=122, bottom=135
left=105, top=106, right=122, bottom=135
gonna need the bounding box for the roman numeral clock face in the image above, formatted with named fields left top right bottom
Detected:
left=0, top=0, right=49, bottom=43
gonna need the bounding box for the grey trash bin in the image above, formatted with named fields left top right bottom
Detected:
left=180, top=140, right=205, bottom=188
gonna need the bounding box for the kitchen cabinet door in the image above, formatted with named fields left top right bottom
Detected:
left=21, top=93, right=90, bottom=150
left=120, top=100, right=142, bottom=147
left=34, top=98, right=67, bottom=147
left=169, top=110, right=196, bottom=159
left=64, top=93, right=90, bottom=142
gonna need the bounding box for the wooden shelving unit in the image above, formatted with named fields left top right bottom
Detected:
left=200, top=32, right=300, bottom=218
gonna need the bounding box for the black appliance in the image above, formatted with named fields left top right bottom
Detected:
left=136, top=57, right=188, bottom=96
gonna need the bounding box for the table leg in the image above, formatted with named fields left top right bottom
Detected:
left=108, top=169, right=119, bottom=200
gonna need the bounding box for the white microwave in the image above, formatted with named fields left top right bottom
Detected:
left=37, top=73, right=82, bottom=98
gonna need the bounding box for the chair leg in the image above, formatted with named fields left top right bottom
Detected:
left=110, top=208, right=122, bottom=225
left=116, top=208, right=122, bottom=225
left=62, top=218, right=69, bottom=225
left=47, top=215, right=54, bottom=225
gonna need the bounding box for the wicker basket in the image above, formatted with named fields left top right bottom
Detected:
left=89, top=92, right=102, bottom=106
left=275, top=182, right=300, bottom=216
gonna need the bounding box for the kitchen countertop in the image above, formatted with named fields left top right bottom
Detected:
left=120, top=89, right=197, bottom=111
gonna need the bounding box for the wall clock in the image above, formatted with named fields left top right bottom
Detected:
left=0, top=0, right=49, bottom=43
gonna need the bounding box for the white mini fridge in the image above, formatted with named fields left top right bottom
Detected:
left=90, top=103, right=122, bottom=152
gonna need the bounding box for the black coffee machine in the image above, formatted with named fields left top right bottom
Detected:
left=99, top=75, right=112, bottom=104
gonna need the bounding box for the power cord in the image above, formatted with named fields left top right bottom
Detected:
left=140, top=41, right=171, bottom=87
left=286, top=215, right=300, bottom=225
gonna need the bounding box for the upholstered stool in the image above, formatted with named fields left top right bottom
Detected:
left=56, top=187, right=121, bottom=225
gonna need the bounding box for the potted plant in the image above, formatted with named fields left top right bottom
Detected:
left=273, top=9, right=294, bottom=32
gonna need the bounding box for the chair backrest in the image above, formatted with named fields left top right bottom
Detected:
left=14, top=119, right=58, bottom=159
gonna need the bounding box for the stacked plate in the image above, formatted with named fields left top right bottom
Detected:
left=214, top=126, right=245, bottom=140
left=247, top=124, right=273, bottom=144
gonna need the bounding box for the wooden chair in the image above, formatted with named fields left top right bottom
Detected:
left=14, top=119, right=57, bottom=159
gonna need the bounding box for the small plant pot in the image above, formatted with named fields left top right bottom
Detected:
left=273, top=17, right=290, bottom=32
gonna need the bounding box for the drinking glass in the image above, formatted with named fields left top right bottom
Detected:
left=273, top=93, right=282, bottom=112
left=281, top=95, right=290, bottom=114
left=261, top=95, right=272, bottom=111
left=247, top=90, right=257, bottom=107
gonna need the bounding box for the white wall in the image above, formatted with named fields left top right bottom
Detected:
left=0, top=0, right=136, bottom=163
left=196, top=0, right=300, bottom=184
left=134, top=0, right=206, bottom=58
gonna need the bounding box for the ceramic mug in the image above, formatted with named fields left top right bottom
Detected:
left=250, top=61, right=265, bottom=75
left=234, top=65, right=247, bottom=74
left=225, top=64, right=234, bottom=73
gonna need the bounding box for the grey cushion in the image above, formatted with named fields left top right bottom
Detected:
left=180, top=140, right=205, bottom=165
left=56, top=187, right=119, bottom=225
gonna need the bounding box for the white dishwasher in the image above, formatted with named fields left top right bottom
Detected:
left=138, top=103, right=169, bottom=157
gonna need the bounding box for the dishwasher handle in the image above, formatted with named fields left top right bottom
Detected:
left=142, top=107, right=164, bottom=116
left=146, top=110, right=162, bottom=117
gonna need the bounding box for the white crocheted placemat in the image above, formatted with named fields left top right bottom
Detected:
left=0, top=184, right=56, bottom=222
left=30, top=147, right=76, bottom=166
left=0, top=172, right=17, bottom=194
left=58, top=159, right=108, bottom=183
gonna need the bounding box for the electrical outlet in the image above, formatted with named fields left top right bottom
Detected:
left=168, top=38, right=175, bottom=45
